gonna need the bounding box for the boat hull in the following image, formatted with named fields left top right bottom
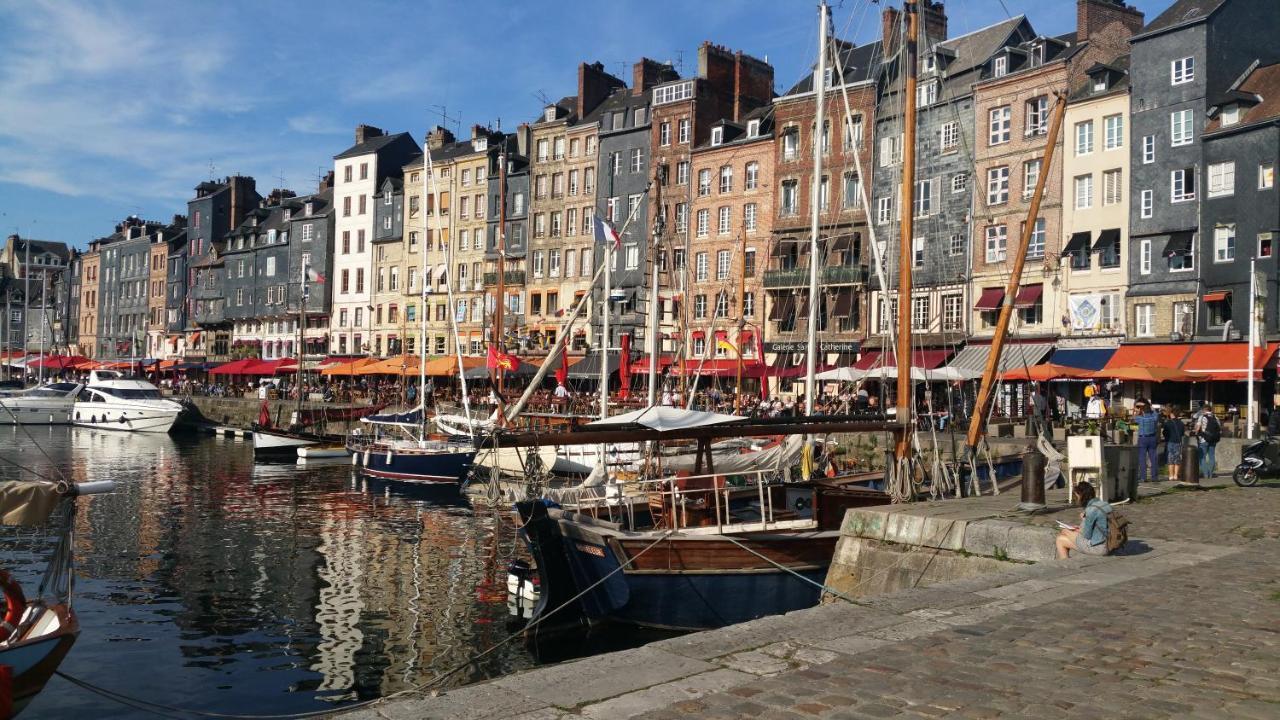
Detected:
left=296, top=445, right=350, bottom=459
left=71, top=404, right=179, bottom=433
left=0, top=400, right=73, bottom=425
left=516, top=501, right=839, bottom=631
left=253, top=429, right=339, bottom=459
left=1, top=603, right=80, bottom=718
left=351, top=443, right=476, bottom=484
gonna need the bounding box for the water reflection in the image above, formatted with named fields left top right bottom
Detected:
left=0, top=427, right=535, bottom=718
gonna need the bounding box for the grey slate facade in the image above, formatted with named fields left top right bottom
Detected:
left=186, top=176, right=260, bottom=359
left=1126, top=0, right=1280, bottom=338
left=595, top=86, right=653, bottom=342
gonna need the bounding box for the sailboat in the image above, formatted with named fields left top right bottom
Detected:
left=1, top=477, right=115, bottom=717
left=346, top=136, right=478, bottom=485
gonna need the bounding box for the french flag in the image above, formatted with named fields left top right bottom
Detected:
left=307, top=267, right=326, bottom=283
left=593, top=215, right=621, bottom=249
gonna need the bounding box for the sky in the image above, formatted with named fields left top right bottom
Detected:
left=0, top=0, right=1176, bottom=250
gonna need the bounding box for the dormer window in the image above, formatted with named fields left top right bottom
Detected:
left=304, top=201, right=313, bottom=216
left=923, top=54, right=936, bottom=73
left=747, top=119, right=761, bottom=138
left=820, top=67, right=834, bottom=90
left=1092, top=75, right=1107, bottom=92
left=544, top=106, right=556, bottom=122
left=710, top=127, right=724, bottom=146
left=284, top=209, right=292, bottom=221
left=251, top=216, right=258, bottom=227
left=473, top=137, right=488, bottom=152
left=1222, top=104, right=1240, bottom=126
left=993, top=56, right=1008, bottom=78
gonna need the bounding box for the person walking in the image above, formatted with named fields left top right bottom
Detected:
left=1030, top=385, right=1050, bottom=438
left=1194, top=401, right=1222, bottom=478
left=1134, top=399, right=1160, bottom=482
left=1163, top=405, right=1185, bottom=482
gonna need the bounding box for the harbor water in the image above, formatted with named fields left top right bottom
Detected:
left=0, top=426, right=556, bottom=717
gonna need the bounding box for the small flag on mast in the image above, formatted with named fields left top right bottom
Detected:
left=593, top=215, right=621, bottom=249
left=307, top=267, right=325, bottom=283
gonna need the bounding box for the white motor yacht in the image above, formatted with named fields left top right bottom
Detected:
left=72, top=371, right=184, bottom=433
left=0, top=382, right=84, bottom=425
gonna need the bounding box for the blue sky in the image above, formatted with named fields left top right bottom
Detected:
left=0, top=0, right=1174, bottom=249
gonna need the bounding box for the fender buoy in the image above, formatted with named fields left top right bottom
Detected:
left=1, top=569, right=26, bottom=640
left=794, top=497, right=811, bottom=512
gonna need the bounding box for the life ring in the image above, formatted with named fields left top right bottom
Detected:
left=794, top=497, right=811, bottom=512
left=1, top=569, right=26, bottom=639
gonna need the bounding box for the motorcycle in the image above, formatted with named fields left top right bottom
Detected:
left=1232, top=435, right=1280, bottom=487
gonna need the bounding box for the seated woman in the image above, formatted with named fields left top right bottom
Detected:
left=1055, top=481, right=1112, bottom=559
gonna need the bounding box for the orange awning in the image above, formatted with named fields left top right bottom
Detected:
left=422, top=356, right=485, bottom=376
left=1181, top=342, right=1278, bottom=381
left=1104, top=344, right=1194, bottom=373
left=1202, top=291, right=1230, bottom=303
left=320, top=357, right=377, bottom=376
left=357, top=355, right=421, bottom=376
left=1001, top=363, right=1095, bottom=382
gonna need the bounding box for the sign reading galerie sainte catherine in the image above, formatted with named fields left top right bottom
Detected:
left=763, top=341, right=861, bottom=354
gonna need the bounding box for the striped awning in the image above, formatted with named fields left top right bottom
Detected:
left=945, top=343, right=1054, bottom=374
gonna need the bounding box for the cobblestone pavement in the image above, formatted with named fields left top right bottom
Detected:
left=342, top=485, right=1280, bottom=720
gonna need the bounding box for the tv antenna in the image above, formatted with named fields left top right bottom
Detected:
left=208, top=159, right=217, bottom=180
left=429, top=104, right=462, bottom=135
left=533, top=89, right=553, bottom=106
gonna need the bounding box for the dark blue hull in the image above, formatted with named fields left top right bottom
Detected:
left=354, top=445, right=475, bottom=484
left=515, top=501, right=836, bottom=631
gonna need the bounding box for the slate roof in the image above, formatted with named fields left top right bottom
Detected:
left=1070, top=55, right=1132, bottom=102
left=334, top=131, right=415, bottom=160
left=1133, top=0, right=1228, bottom=40
left=7, top=237, right=70, bottom=261
left=782, top=38, right=882, bottom=96
left=1206, top=61, right=1280, bottom=133
left=936, top=15, right=1031, bottom=79
left=693, top=104, right=775, bottom=151
left=594, top=87, right=652, bottom=134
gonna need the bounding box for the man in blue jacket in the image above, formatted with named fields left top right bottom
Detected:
left=1134, top=399, right=1160, bottom=482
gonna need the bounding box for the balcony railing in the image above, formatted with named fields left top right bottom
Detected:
left=482, top=270, right=527, bottom=286
left=763, top=265, right=868, bottom=288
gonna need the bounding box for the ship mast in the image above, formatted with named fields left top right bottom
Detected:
left=804, top=1, right=828, bottom=420
left=494, top=147, right=508, bottom=393
left=893, top=2, right=920, bottom=466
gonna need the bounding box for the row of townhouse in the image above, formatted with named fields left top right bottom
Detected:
left=54, top=0, right=1280, bottom=390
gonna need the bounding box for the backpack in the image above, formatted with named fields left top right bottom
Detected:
left=1202, top=414, right=1222, bottom=444
left=1105, top=509, right=1129, bottom=554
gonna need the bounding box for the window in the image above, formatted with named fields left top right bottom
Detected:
left=1140, top=189, right=1153, bottom=218
left=1023, top=159, right=1041, bottom=198
left=985, top=225, right=1007, bottom=263
left=1139, top=239, right=1152, bottom=275
left=265, top=256, right=276, bottom=276
left=952, top=174, right=967, bottom=193
left=654, top=81, right=694, bottom=105
left=747, top=119, right=760, bottom=138
left=1261, top=164, right=1275, bottom=189
left=1135, top=304, right=1154, bottom=337
left=989, top=106, right=1011, bottom=145
left=1171, top=56, right=1194, bottom=85
left=678, top=118, right=690, bottom=144
left=718, top=206, right=731, bottom=234
left=993, top=56, right=1007, bottom=77
left=630, top=148, right=643, bottom=173
left=698, top=169, right=711, bottom=196
left=912, top=236, right=924, bottom=267
left=710, top=127, right=723, bottom=146
left=676, top=161, right=690, bottom=185
left=625, top=245, right=640, bottom=270
left=660, top=122, right=671, bottom=146
left=879, top=134, right=901, bottom=166
left=1171, top=109, right=1194, bottom=146
left=696, top=209, right=710, bottom=237
left=568, top=169, right=579, bottom=196
left=1103, top=169, right=1123, bottom=205
left=1026, top=218, right=1045, bottom=259
left=1025, top=96, right=1048, bottom=135
left=819, top=176, right=830, bottom=210
left=695, top=252, right=708, bottom=281
left=914, top=178, right=937, bottom=217
left=1207, top=162, right=1235, bottom=198
left=1171, top=167, right=1196, bottom=202
left=876, top=196, right=893, bottom=225
left=781, top=181, right=798, bottom=216
left=843, top=171, right=860, bottom=208
left=1260, top=232, right=1274, bottom=258
left=717, top=250, right=731, bottom=279
left=911, top=296, right=930, bottom=330
left=674, top=203, right=688, bottom=233
left=1170, top=235, right=1195, bottom=272
left=565, top=249, right=577, bottom=278
left=1099, top=232, right=1121, bottom=269
left=878, top=298, right=898, bottom=334
left=843, top=115, right=863, bottom=149
left=949, top=233, right=964, bottom=256
left=1075, top=174, right=1093, bottom=209
left=987, top=166, right=1009, bottom=205
left=359, top=162, right=368, bottom=180
left=583, top=169, right=594, bottom=193
left=549, top=249, right=561, bottom=277
left=719, top=165, right=733, bottom=193
left=532, top=250, right=545, bottom=277
left=1075, top=120, right=1094, bottom=155
left=744, top=250, right=756, bottom=277
left=783, top=128, right=800, bottom=160
left=917, top=80, right=938, bottom=106
left=608, top=153, right=621, bottom=177
left=1207, top=294, right=1231, bottom=327
left=942, top=294, right=963, bottom=331
left=1214, top=224, right=1236, bottom=262
left=940, top=121, right=959, bottom=151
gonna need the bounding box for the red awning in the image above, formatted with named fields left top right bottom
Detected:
left=1013, top=284, right=1043, bottom=308
left=1202, top=291, right=1230, bottom=303
left=691, top=330, right=706, bottom=340
left=974, top=287, right=1004, bottom=310
left=1181, top=342, right=1279, bottom=381
left=208, top=358, right=258, bottom=375
left=628, top=355, right=675, bottom=374
left=853, top=349, right=952, bottom=370
left=672, top=358, right=765, bottom=378
left=1104, top=344, right=1194, bottom=374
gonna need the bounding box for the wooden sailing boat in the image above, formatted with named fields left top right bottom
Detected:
left=512, top=2, right=899, bottom=632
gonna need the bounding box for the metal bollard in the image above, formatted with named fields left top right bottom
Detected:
left=1019, top=448, right=1046, bottom=511
left=1180, top=442, right=1200, bottom=485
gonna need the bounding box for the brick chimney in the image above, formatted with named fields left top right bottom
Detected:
left=632, top=58, right=678, bottom=95
left=318, top=170, right=335, bottom=193
left=732, top=50, right=774, bottom=122
left=1077, top=0, right=1144, bottom=43
left=920, top=0, right=948, bottom=44
left=471, top=124, right=490, bottom=141
left=577, top=61, right=624, bottom=118
left=426, top=125, right=454, bottom=150
left=355, top=124, right=384, bottom=145
left=882, top=6, right=902, bottom=60
left=227, top=175, right=258, bottom=229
